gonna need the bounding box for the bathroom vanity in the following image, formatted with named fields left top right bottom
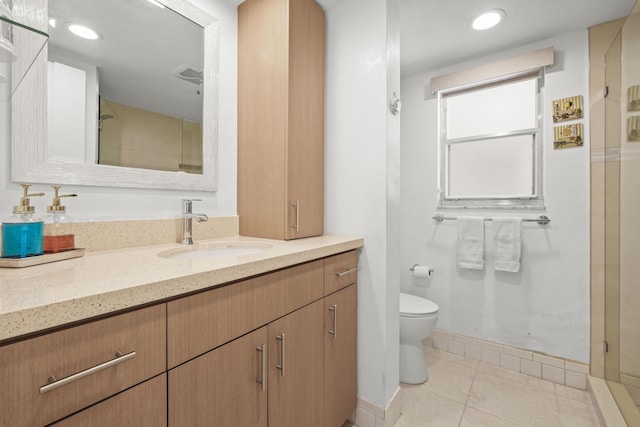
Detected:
left=0, top=236, right=361, bottom=426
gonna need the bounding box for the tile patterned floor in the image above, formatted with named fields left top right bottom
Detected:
left=350, top=346, right=603, bottom=427
left=397, top=347, right=602, bottom=426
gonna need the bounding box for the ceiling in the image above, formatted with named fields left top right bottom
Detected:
left=50, top=0, right=636, bottom=119
left=312, top=0, right=636, bottom=77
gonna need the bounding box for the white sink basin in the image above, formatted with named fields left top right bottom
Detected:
left=158, top=242, right=273, bottom=260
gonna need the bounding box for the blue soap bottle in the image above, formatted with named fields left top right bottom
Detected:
left=1, top=184, right=45, bottom=258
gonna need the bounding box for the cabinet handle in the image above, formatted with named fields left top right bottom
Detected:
left=335, top=267, right=357, bottom=278
left=256, top=344, right=267, bottom=391
left=329, top=305, right=338, bottom=339
left=292, top=200, right=300, bottom=231
left=276, top=333, right=286, bottom=376
left=40, top=351, right=136, bottom=394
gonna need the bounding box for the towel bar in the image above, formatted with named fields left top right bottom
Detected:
left=432, top=213, right=550, bottom=226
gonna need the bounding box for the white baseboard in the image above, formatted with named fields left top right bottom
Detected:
left=427, top=328, right=590, bottom=390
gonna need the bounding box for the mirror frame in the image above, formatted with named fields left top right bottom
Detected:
left=11, top=0, right=219, bottom=191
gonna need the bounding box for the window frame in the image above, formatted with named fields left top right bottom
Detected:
left=437, top=70, right=545, bottom=209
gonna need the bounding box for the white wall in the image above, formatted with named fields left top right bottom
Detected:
left=400, top=30, right=591, bottom=362
left=1, top=0, right=237, bottom=221
left=325, top=0, right=401, bottom=407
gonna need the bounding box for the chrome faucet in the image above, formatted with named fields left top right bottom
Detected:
left=182, top=199, right=208, bottom=245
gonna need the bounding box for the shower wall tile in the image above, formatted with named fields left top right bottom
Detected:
left=501, top=353, right=521, bottom=372
left=465, top=344, right=482, bottom=361
left=566, top=360, right=590, bottom=375
left=534, top=353, right=565, bottom=369
left=566, top=371, right=589, bottom=390
left=482, top=348, right=501, bottom=366
left=454, top=334, right=478, bottom=346
left=543, top=365, right=566, bottom=384
left=432, top=336, right=448, bottom=351
left=479, top=340, right=504, bottom=354
left=521, top=359, right=543, bottom=378
left=450, top=340, right=465, bottom=356
left=504, top=346, right=533, bottom=360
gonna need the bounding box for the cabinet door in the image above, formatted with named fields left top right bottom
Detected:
left=324, top=284, right=358, bottom=427
left=238, top=0, right=325, bottom=241
left=51, top=374, right=166, bottom=427
left=168, top=327, right=268, bottom=427
left=268, top=300, right=324, bottom=427
left=238, top=0, right=288, bottom=240
left=285, top=0, right=325, bottom=240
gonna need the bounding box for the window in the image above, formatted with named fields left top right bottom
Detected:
left=438, top=72, right=544, bottom=209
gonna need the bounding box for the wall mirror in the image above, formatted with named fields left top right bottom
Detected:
left=11, top=0, right=219, bottom=191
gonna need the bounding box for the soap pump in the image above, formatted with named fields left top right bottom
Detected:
left=1, top=184, right=45, bottom=258
left=44, top=186, right=77, bottom=254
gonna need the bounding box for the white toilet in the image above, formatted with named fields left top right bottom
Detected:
left=399, top=292, right=439, bottom=384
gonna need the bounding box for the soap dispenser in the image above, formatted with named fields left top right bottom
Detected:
left=1, top=184, right=45, bottom=258
left=44, top=186, right=77, bottom=254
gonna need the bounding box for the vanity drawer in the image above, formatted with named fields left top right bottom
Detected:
left=51, top=374, right=167, bottom=427
left=0, top=304, right=166, bottom=427
left=324, top=250, right=358, bottom=295
left=167, top=259, right=324, bottom=368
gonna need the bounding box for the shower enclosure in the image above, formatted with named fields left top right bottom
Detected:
left=604, top=1, right=640, bottom=423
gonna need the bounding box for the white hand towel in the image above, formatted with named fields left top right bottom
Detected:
left=493, top=217, right=522, bottom=272
left=457, top=216, right=485, bottom=270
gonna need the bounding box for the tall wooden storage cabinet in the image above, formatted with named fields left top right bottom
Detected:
left=238, top=0, right=325, bottom=240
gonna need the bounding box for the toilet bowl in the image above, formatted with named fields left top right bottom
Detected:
left=399, top=292, right=439, bottom=384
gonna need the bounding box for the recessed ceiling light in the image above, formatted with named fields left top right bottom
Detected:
left=472, top=9, right=506, bottom=31
left=68, top=24, right=100, bottom=40
left=48, top=18, right=56, bottom=28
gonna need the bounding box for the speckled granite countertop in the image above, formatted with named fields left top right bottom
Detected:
left=0, top=235, right=363, bottom=343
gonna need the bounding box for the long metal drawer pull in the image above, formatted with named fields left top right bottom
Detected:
left=335, top=267, right=357, bottom=278
left=276, top=333, right=286, bottom=376
left=40, top=351, right=136, bottom=394
left=292, top=201, right=300, bottom=231
left=329, top=305, right=338, bottom=339
left=256, top=344, right=267, bottom=391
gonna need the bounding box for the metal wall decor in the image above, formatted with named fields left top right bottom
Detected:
left=553, top=123, right=583, bottom=149
left=628, top=116, right=640, bottom=142
left=628, top=85, right=640, bottom=111
left=552, top=95, right=583, bottom=123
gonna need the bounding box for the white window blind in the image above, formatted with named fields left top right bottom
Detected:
left=438, top=73, right=544, bottom=209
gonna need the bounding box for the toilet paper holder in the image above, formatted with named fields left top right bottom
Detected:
left=410, top=264, right=434, bottom=274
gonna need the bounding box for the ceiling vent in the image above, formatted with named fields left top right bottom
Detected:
left=172, top=63, right=203, bottom=85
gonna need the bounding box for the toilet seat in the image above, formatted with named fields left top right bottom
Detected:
left=400, top=293, right=439, bottom=318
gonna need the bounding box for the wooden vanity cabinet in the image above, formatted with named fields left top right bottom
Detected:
left=0, top=304, right=166, bottom=427
left=1, top=250, right=358, bottom=426
left=238, top=0, right=325, bottom=240
left=324, top=251, right=359, bottom=427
